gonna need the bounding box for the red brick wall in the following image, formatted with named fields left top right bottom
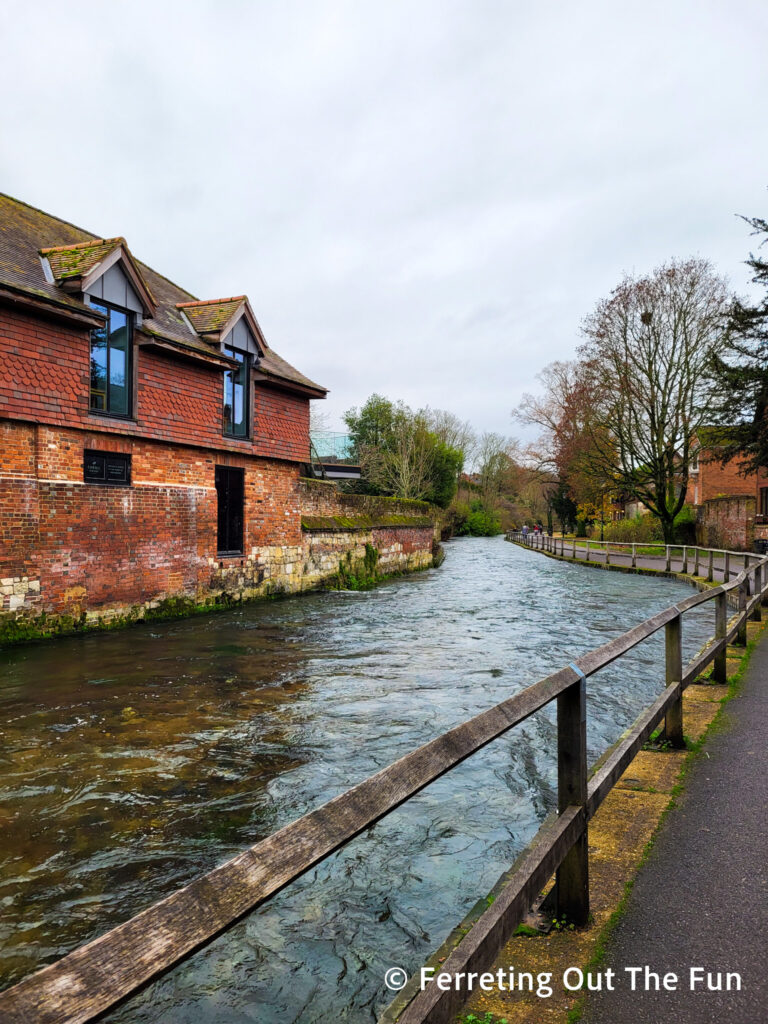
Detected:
left=0, top=306, right=310, bottom=464
left=686, top=451, right=768, bottom=505
left=0, top=420, right=302, bottom=617
left=697, top=495, right=755, bottom=551
left=298, top=478, right=432, bottom=519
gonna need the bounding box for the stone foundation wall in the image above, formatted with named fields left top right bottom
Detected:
left=696, top=495, right=755, bottom=551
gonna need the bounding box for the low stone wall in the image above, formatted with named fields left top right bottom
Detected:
left=696, top=495, right=755, bottom=551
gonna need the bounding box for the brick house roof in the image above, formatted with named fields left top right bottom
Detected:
left=41, top=237, right=124, bottom=281
left=177, top=297, right=247, bottom=335
left=0, top=194, right=326, bottom=396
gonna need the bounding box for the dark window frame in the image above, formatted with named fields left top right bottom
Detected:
left=88, top=299, right=135, bottom=419
left=760, top=487, right=768, bottom=518
left=222, top=345, right=251, bottom=439
left=83, top=449, right=132, bottom=487
left=215, top=465, right=245, bottom=555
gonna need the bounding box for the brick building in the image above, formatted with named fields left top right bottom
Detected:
left=0, top=194, right=334, bottom=636
left=686, top=431, right=768, bottom=550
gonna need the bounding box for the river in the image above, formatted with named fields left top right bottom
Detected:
left=0, top=536, right=715, bottom=1021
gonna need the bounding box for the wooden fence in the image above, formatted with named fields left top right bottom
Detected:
left=1, top=540, right=766, bottom=1024
left=510, top=530, right=757, bottom=583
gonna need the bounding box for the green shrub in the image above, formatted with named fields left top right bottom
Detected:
left=603, top=514, right=662, bottom=543
left=454, top=500, right=503, bottom=537
left=601, top=506, right=697, bottom=544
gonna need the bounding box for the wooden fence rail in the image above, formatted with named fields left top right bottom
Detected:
left=1, top=540, right=767, bottom=1024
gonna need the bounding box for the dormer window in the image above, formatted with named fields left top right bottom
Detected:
left=89, top=301, right=133, bottom=417
left=223, top=345, right=250, bottom=437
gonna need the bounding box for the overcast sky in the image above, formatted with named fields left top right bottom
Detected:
left=2, top=1, right=767, bottom=438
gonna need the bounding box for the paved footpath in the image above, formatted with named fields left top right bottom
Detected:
left=583, top=629, right=768, bottom=1024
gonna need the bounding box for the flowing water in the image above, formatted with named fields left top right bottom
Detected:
left=0, top=537, right=715, bottom=1021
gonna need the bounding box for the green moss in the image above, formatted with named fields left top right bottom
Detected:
left=301, top=514, right=433, bottom=531
left=325, top=545, right=382, bottom=591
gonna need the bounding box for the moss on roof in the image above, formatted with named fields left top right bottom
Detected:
left=41, top=237, right=123, bottom=280
left=177, top=297, right=245, bottom=334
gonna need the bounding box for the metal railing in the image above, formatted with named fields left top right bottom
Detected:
left=309, top=431, right=357, bottom=464
left=2, top=541, right=766, bottom=1024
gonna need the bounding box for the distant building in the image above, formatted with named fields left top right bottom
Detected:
left=686, top=430, right=768, bottom=550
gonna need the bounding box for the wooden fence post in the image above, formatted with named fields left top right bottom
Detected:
left=665, top=545, right=671, bottom=571
left=694, top=547, right=700, bottom=576
left=707, top=549, right=714, bottom=583
left=682, top=546, right=688, bottom=574
left=585, top=540, right=590, bottom=562
left=605, top=543, right=611, bottom=566
left=556, top=674, right=589, bottom=926
left=725, top=551, right=730, bottom=582
left=664, top=614, right=684, bottom=748
left=713, top=591, right=727, bottom=683
left=631, top=542, right=636, bottom=568
left=737, top=576, right=748, bottom=646
left=752, top=564, right=762, bottom=622
left=572, top=536, right=576, bottom=559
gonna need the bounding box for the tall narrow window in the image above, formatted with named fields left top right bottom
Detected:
left=216, top=466, right=245, bottom=554
left=223, top=346, right=250, bottom=437
left=89, top=301, right=132, bottom=416
left=760, top=487, right=768, bottom=517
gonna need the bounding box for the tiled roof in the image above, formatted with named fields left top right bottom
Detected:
left=177, top=296, right=246, bottom=335
left=0, top=194, right=326, bottom=395
left=41, top=237, right=123, bottom=281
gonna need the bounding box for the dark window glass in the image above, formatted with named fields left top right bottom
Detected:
left=223, top=346, right=249, bottom=437
left=84, top=450, right=131, bottom=486
left=761, top=488, right=768, bottom=517
left=216, top=466, right=245, bottom=554
left=89, top=301, right=133, bottom=416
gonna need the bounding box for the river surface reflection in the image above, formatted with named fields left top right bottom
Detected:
left=0, top=537, right=714, bottom=1021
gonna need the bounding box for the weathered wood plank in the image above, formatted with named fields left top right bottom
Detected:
left=556, top=679, right=589, bottom=924
left=665, top=615, right=684, bottom=747
left=681, top=638, right=725, bottom=688
left=576, top=607, right=677, bottom=677
left=586, top=682, right=678, bottom=819
left=0, top=666, right=580, bottom=1024
left=396, top=807, right=584, bottom=1024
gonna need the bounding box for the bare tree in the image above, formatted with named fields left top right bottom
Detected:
left=474, top=431, right=519, bottom=508
left=361, top=411, right=435, bottom=500
left=580, top=258, right=731, bottom=542
left=516, top=359, right=615, bottom=507
left=422, top=407, right=477, bottom=466
left=309, top=402, right=332, bottom=434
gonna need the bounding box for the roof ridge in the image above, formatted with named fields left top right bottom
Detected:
left=176, top=295, right=246, bottom=308
left=1, top=192, right=198, bottom=303
left=40, top=236, right=123, bottom=255
left=0, top=192, right=99, bottom=241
